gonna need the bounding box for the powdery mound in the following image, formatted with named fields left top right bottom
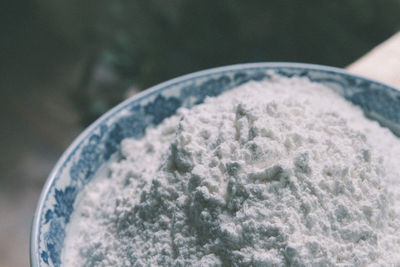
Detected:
left=63, top=77, right=400, bottom=266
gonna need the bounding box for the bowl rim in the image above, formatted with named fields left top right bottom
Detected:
left=30, top=62, right=399, bottom=266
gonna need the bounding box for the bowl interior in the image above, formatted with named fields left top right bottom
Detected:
left=31, top=63, right=400, bottom=266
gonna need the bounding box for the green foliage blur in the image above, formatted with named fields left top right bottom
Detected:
left=39, top=0, right=400, bottom=125
left=100, top=1, right=400, bottom=85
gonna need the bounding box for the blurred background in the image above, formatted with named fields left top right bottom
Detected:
left=0, top=0, right=399, bottom=266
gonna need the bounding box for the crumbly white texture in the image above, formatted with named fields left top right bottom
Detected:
left=62, top=76, right=400, bottom=266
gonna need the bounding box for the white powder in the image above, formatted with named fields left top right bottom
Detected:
left=63, top=76, right=400, bottom=266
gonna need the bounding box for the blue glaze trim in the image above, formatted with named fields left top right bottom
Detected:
left=31, top=62, right=400, bottom=267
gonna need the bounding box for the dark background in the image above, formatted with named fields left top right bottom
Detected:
left=1, top=0, right=399, bottom=265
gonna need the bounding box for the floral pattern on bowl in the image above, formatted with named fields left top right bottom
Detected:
left=31, top=63, right=400, bottom=266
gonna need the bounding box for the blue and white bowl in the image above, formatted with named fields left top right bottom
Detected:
left=30, top=63, right=400, bottom=266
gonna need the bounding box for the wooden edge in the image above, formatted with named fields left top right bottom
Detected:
left=347, top=32, right=400, bottom=90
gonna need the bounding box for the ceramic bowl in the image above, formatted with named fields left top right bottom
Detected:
left=30, top=63, right=400, bottom=266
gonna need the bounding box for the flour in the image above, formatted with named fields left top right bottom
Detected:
left=62, top=75, right=400, bottom=266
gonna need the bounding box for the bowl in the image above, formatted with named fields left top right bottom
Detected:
left=30, top=62, right=400, bottom=266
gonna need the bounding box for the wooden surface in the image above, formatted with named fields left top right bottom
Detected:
left=347, top=32, right=400, bottom=90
